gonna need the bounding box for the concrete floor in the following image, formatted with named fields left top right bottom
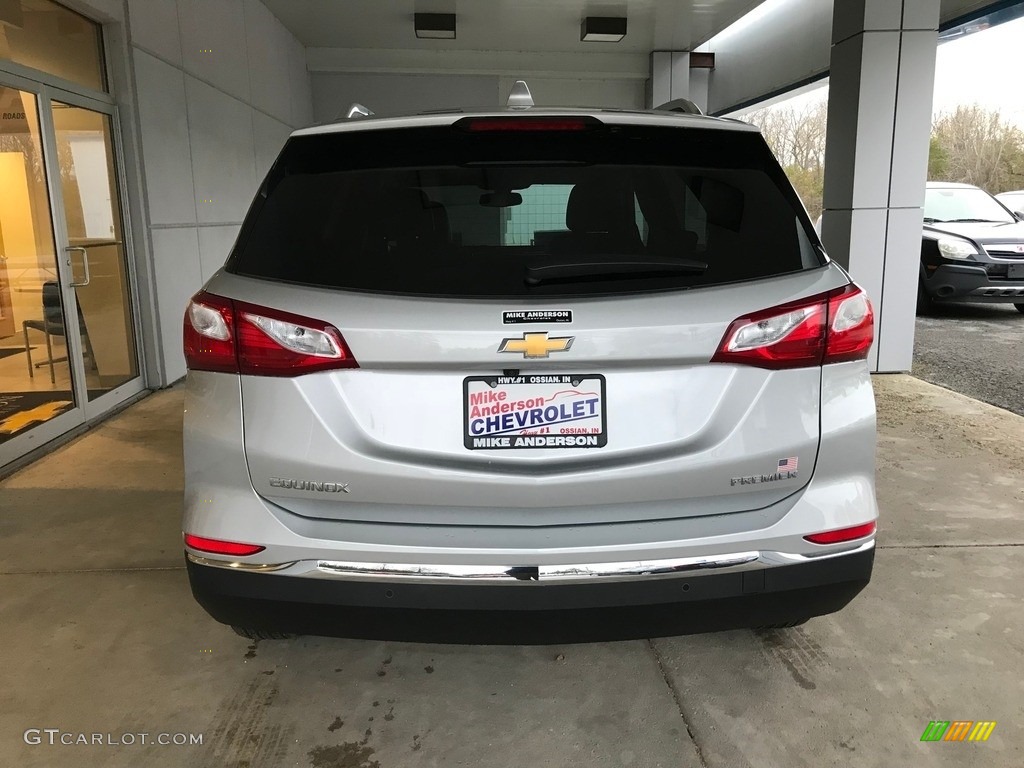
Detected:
left=1, top=375, right=1021, bottom=768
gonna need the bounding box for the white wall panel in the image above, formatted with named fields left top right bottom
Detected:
left=127, top=0, right=181, bottom=65
left=288, top=37, right=314, bottom=127
left=498, top=77, right=646, bottom=109
left=133, top=50, right=196, bottom=226
left=244, top=0, right=292, bottom=123
left=311, top=72, right=497, bottom=123
left=127, top=0, right=312, bottom=384
left=198, top=225, right=241, bottom=283
left=150, top=227, right=202, bottom=383
left=177, top=0, right=251, bottom=103
left=185, top=77, right=258, bottom=225
left=252, top=110, right=292, bottom=179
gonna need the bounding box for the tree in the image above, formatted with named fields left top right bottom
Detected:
left=930, top=105, right=1024, bottom=193
left=745, top=99, right=1024, bottom=218
left=744, top=98, right=829, bottom=219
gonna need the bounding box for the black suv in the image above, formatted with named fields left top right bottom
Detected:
left=919, top=182, right=1024, bottom=314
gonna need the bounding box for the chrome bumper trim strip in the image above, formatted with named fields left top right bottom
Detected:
left=186, top=553, right=297, bottom=572
left=308, top=540, right=874, bottom=585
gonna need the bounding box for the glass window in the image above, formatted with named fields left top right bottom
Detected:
left=229, top=125, right=822, bottom=298
left=924, top=187, right=1015, bottom=224
left=51, top=101, right=139, bottom=397
left=0, top=0, right=105, bottom=92
left=0, top=86, right=80, bottom=445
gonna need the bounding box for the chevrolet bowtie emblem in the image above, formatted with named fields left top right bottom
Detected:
left=498, top=332, right=574, bottom=359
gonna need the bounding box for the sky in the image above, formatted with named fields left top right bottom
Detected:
left=736, top=16, right=1024, bottom=127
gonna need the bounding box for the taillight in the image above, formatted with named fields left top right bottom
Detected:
left=184, top=533, right=265, bottom=556
left=183, top=290, right=358, bottom=376
left=803, top=521, right=876, bottom=545
left=711, top=284, right=874, bottom=369
left=823, top=285, right=874, bottom=363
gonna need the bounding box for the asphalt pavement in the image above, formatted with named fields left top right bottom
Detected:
left=913, top=302, right=1024, bottom=416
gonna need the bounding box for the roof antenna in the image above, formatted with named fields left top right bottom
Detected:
left=506, top=80, right=534, bottom=110
left=655, top=98, right=704, bottom=116
left=345, top=103, right=374, bottom=119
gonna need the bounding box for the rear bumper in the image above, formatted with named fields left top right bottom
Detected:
left=924, top=263, right=1024, bottom=302
left=186, top=542, right=874, bottom=643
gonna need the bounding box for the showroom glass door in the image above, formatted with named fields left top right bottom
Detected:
left=47, top=95, right=141, bottom=417
left=0, top=82, right=86, bottom=460
left=0, top=0, right=142, bottom=468
left=0, top=82, right=143, bottom=465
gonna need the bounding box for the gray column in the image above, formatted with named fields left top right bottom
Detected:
left=820, top=0, right=939, bottom=372
left=649, top=52, right=691, bottom=108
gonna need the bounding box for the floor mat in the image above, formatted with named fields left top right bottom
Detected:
left=0, top=391, right=75, bottom=442
left=0, top=347, right=34, bottom=362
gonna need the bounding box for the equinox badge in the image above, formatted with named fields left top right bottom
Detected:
left=269, top=477, right=350, bottom=493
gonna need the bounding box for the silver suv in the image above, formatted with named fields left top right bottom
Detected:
left=182, top=94, right=878, bottom=643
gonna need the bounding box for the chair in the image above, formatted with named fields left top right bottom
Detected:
left=21, top=281, right=95, bottom=385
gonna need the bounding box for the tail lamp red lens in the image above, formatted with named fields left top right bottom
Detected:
left=711, top=284, right=874, bottom=369
left=183, top=533, right=265, bottom=556
left=183, top=290, right=358, bottom=376
left=803, top=521, right=876, bottom=545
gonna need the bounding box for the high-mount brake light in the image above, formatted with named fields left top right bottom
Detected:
left=711, top=284, right=874, bottom=369
left=458, top=117, right=598, bottom=132
left=183, top=290, right=358, bottom=376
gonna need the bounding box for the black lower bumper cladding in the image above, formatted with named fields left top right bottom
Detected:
left=187, top=548, right=873, bottom=644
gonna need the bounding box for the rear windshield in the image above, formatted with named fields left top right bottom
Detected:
left=227, top=122, right=823, bottom=297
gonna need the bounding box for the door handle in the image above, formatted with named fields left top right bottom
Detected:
left=65, top=246, right=91, bottom=287
left=75, top=240, right=121, bottom=248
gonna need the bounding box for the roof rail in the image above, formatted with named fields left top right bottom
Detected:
left=654, top=98, right=704, bottom=116
left=507, top=80, right=534, bottom=110
left=344, top=103, right=374, bottom=119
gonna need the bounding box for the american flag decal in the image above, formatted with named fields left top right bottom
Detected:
left=778, top=457, right=798, bottom=472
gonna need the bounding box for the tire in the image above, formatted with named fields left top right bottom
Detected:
left=1015, top=303, right=1024, bottom=315
left=231, top=626, right=295, bottom=641
left=917, top=279, right=935, bottom=315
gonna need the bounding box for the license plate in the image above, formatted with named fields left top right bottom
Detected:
left=464, top=374, right=607, bottom=449
left=1009, top=264, right=1024, bottom=279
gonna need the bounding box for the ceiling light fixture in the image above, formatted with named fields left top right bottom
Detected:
left=415, top=13, right=456, bottom=39
left=581, top=16, right=627, bottom=42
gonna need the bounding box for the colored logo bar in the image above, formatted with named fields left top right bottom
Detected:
left=920, top=721, right=996, bottom=742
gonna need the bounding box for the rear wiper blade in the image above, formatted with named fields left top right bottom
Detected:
left=525, top=259, right=707, bottom=286
left=923, top=217, right=946, bottom=223
left=947, top=218, right=1000, bottom=223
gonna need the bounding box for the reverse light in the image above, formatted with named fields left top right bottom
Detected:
left=183, top=290, right=358, bottom=376
left=711, top=284, right=874, bottom=369
left=804, top=521, right=876, bottom=545
left=936, top=237, right=978, bottom=261
left=183, top=533, right=265, bottom=556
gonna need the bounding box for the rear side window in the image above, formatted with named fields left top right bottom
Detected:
left=228, top=123, right=823, bottom=297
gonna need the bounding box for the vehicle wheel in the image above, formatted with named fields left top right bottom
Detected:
left=917, top=280, right=934, bottom=315
left=231, top=626, right=296, bottom=640
left=1015, top=303, right=1024, bottom=314
left=755, top=619, right=809, bottom=630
